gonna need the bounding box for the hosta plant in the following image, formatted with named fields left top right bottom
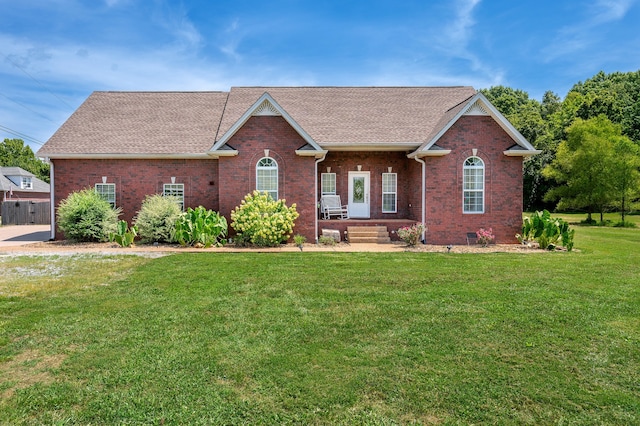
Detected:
left=517, top=210, right=575, bottom=251
left=174, top=206, right=228, bottom=248
left=109, top=220, right=137, bottom=247
left=231, top=191, right=299, bottom=247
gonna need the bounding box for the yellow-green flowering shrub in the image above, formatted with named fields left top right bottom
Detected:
left=231, top=191, right=299, bottom=247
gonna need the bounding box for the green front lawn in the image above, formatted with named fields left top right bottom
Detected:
left=1, top=226, right=639, bottom=424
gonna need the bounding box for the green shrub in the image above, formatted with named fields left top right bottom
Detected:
left=57, top=188, right=120, bottom=242
left=318, top=235, right=337, bottom=246
left=230, top=191, right=299, bottom=247
left=174, top=206, right=228, bottom=248
left=517, top=210, right=575, bottom=251
left=133, top=194, right=182, bottom=243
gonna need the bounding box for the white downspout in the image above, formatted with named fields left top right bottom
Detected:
left=414, top=157, right=426, bottom=243
left=48, top=159, right=55, bottom=240
left=314, top=154, right=327, bottom=243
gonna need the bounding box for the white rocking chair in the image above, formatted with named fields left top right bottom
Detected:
left=320, top=195, right=349, bottom=219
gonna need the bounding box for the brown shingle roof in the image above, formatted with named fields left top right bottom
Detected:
left=219, top=87, right=476, bottom=144
left=39, top=87, right=477, bottom=157
left=39, top=92, right=229, bottom=156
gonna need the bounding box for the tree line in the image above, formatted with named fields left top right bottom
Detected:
left=0, top=138, right=50, bottom=183
left=481, top=70, right=640, bottom=223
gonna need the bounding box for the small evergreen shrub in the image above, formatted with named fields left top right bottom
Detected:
left=231, top=191, right=299, bottom=247
left=174, top=206, right=228, bottom=248
left=57, top=188, right=120, bottom=242
left=134, top=194, right=182, bottom=243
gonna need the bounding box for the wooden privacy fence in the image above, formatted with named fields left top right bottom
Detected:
left=1, top=201, right=51, bottom=225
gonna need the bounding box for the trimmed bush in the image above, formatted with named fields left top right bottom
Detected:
left=57, top=188, right=120, bottom=242
left=134, top=194, right=182, bottom=243
left=231, top=191, right=299, bottom=247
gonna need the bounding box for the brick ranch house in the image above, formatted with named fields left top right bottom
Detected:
left=37, top=87, right=539, bottom=244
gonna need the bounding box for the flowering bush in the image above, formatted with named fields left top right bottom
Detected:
left=231, top=191, right=299, bottom=247
left=397, top=223, right=426, bottom=246
left=476, top=227, right=495, bottom=246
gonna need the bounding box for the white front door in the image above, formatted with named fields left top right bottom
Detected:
left=348, top=171, right=370, bottom=218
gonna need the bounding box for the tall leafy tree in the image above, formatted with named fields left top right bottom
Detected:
left=543, top=116, right=623, bottom=222
left=610, top=136, right=640, bottom=223
left=0, top=138, right=50, bottom=182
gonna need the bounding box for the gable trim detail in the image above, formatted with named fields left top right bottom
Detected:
left=408, top=92, right=539, bottom=158
left=209, top=92, right=325, bottom=155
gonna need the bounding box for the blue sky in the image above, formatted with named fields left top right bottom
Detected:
left=1, top=0, right=639, bottom=152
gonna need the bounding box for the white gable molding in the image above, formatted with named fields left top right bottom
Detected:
left=210, top=92, right=326, bottom=158
left=408, top=92, right=540, bottom=158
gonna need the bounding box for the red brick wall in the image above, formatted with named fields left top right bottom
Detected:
left=50, top=115, right=524, bottom=244
left=52, top=158, right=219, bottom=235
left=320, top=151, right=421, bottom=221
left=424, top=116, right=523, bottom=244
left=218, top=115, right=318, bottom=240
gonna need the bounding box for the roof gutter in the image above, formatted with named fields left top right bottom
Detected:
left=413, top=156, right=426, bottom=243
left=503, top=149, right=542, bottom=157
left=40, top=153, right=216, bottom=160
left=314, top=153, right=327, bottom=243
left=319, top=142, right=420, bottom=152
left=48, top=159, right=55, bottom=241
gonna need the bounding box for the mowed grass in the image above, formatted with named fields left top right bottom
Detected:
left=0, top=228, right=639, bottom=424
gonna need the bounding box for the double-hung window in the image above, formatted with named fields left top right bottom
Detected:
left=95, top=183, right=116, bottom=208
left=21, top=177, right=33, bottom=189
left=463, top=157, right=484, bottom=213
left=163, top=183, right=185, bottom=211
left=382, top=173, right=397, bottom=213
left=321, top=173, right=336, bottom=195
left=256, top=157, right=278, bottom=200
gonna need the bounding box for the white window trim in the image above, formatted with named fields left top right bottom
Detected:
left=163, top=183, right=185, bottom=211
left=256, top=157, right=278, bottom=200
left=95, top=183, right=116, bottom=208
left=321, top=172, right=336, bottom=195
left=21, top=177, right=33, bottom=189
left=381, top=172, right=397, bottom=213
left=463, top=156, right=485, bottom=214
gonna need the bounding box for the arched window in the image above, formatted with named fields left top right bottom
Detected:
left=256, top=157, right=278, bottom=199
left=463, top=156, right=484, bottom=213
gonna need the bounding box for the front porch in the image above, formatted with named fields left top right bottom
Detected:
left=318, top=219, right=419, bottom=242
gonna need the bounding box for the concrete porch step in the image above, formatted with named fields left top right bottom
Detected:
left=347, top=226, right=391, bottom=243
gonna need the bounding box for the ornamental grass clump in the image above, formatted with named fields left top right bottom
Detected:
left=397, top=223, right=426, bottom=246
left=57, top=188, right=120, bottom=242
left=231, top=191, right=299, bottom=247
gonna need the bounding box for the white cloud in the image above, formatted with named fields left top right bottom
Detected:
left=542, top=0, right=636, bottom=62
